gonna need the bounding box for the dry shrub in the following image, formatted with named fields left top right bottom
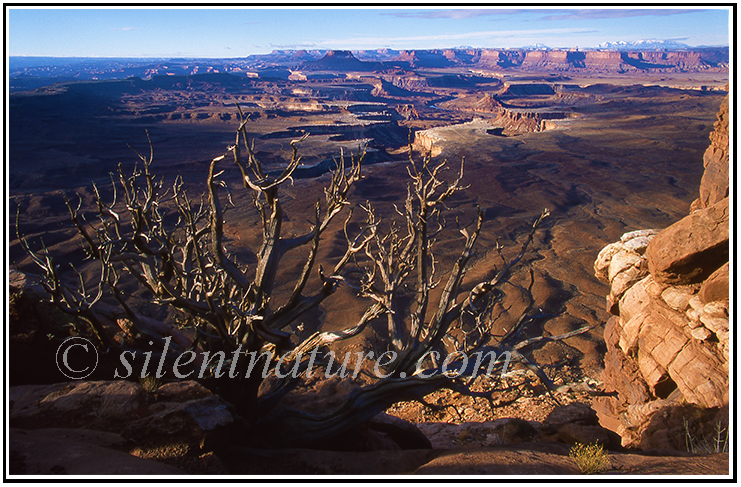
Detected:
left=569, top=442, right=610, bottom=474
left=139, top=374, right=162, bottom=394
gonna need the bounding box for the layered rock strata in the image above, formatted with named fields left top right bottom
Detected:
left=388, top=48, right=729, bottom=73
left=411, top=115, right=548, bottom=157
left=592, top=92, right=730, bottom=450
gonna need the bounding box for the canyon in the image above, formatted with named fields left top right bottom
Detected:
left=10, top=46, right=728, bottom=92
left=7, top=48, right=730, bottom=475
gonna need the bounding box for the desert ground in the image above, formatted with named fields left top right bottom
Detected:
left=7, top=57, right=729, bottom=475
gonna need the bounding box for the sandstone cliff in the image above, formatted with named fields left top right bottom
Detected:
left=592, top=91, right=730, bottom=450
left=436, top=93, right=565, bottom=135
left=303, top=50, right=381, bottom=72
left=382, top=47, right=728, bottom=73
left=412, top=128, right=444, bottom=157
left=472, top=48, right=728, bottom=73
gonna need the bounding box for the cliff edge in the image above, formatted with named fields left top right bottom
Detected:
left=592, top=90, right=730, bottom=450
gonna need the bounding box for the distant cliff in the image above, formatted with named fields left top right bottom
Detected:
left=10, top=47, right=729, bottom=93
left=390, top=47, right=728, bottom=73
left=297, top=47, right=728, bottom=74
left=592, top=90, right=729, bottom=450
left=301, top=50, right=382, bottom=72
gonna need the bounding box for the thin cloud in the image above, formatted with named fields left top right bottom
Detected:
left=538, top=9, right=708, bottom=21
left=384, top=9, right=522, bottom=19
left=639, top=36, right=691, bottom=42
left=384, top=8, right=711, bottom=22
left=313, top=28, right=598, bottom=48
left=268, top=42, right=319, bottom=50
left=110, top=27, right=139, bottom=31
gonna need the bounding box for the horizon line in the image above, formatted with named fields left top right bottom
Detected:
left=8, top=43, right=732, bottom=60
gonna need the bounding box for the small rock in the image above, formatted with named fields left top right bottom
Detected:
left=690, top=326, right=712, bottom=341
left=608, top=250, right=643, bottom=282
left=544, top=403, right=598, bottom=427
left=483, top=418, right=538, bottom=444
left=660, top=286, right=695, bottom=311
left=557, top=423, right=613, bottom=447
left=594, top=242, right=622, bottom=283
left=369, top=413, right=432, bottom=450
left=698, top=263, right=729, bottom=303
left=702, top=301, right=728, bottom=318
left=700, top=315, right=729, bottom=335
left=688, top=296, right=704, bottom=311
left=685, top=308, right=701, bottom=326
left=620, top=229, right=660, bottom=243
left=610, top=265, right=648, bottom=302
left=621, top=230, right=659, bottom=254
left=716, top=328, right=729, bottom=343
left=9, top=269, right=31, bottom=291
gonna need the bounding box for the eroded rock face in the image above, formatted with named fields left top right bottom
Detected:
left=471, top=47, right=729, bottom=73
left=593, top=93, right=729, bottom=451
left=695, top=92, right=730, bottom=210
left=646, top=197, right=729, bottom=285
left=594, top=229, right=659, bottom=314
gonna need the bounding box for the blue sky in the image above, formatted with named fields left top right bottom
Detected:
left=7, top=6, right=731, bottom=58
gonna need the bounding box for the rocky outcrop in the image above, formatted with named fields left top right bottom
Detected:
left=645, top=198, right=729, bottom=284
left=10, top=428, right=186, bottom=475
left=385, top=73, right=432, bottom=91
left=369, top=78, right=417, bottom=98
left=9, top=380, right=233, bottom=443
left=412, top=106, right=566, bottom=156
left=495, top=109, right=549, bottom=134
left=437, top=93, right=567, bottom=135
left=412, top=128, right=444, bottom=157
left=694, top=92, right=730, bottom=210
left=302, top=50, right=381, bottom=72
left=396, top=104, right=420, bottom=120
left=416, top=403, right=620, bottom=450
left=9, top=380, right=231, bottom=474
left=592, top=93, right=729, bottom=450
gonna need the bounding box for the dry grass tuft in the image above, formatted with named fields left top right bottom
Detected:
left=139, top=374, right=162, bottom=394
left=569, top=442, right=610, bottom=474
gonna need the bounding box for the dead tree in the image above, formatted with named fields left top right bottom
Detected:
left=19, top=112, right=593, bottom=447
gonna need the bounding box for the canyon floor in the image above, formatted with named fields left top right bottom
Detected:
left=7, top=66, right=729, bottom=476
